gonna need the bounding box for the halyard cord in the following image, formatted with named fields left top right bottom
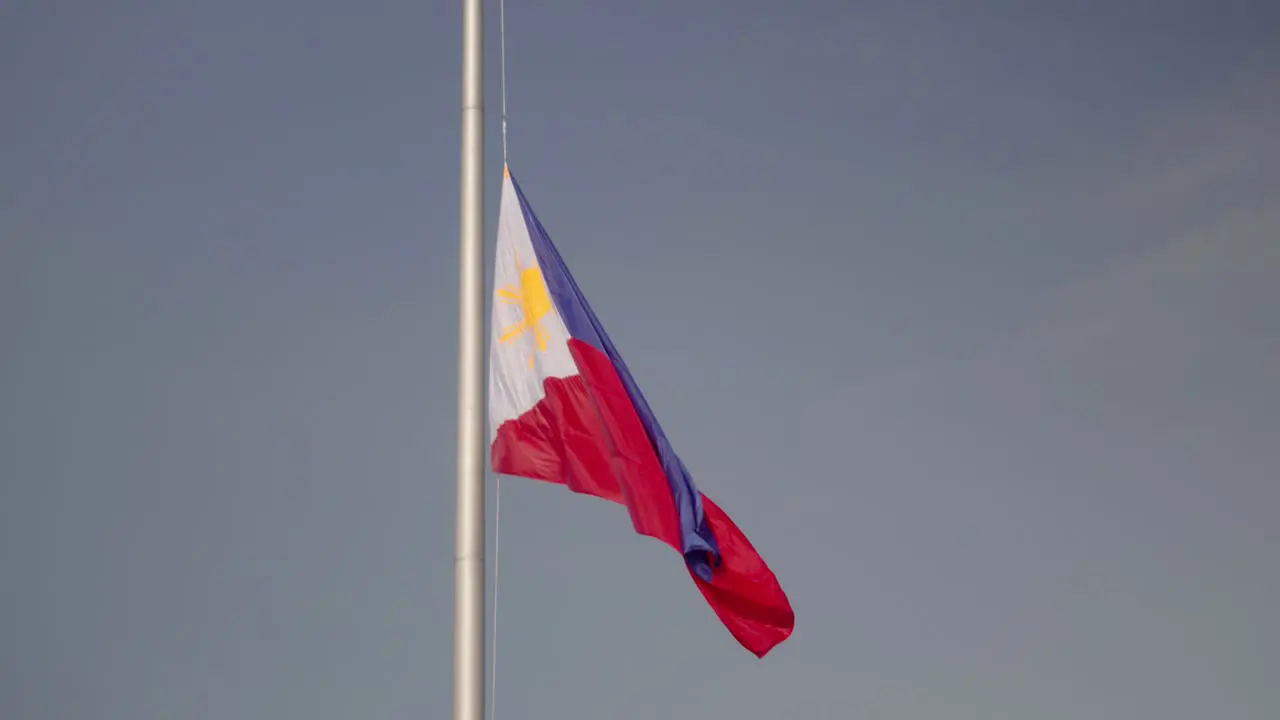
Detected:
left=490, top=1, right=508, bottom=718
left=500, top=0, right=509, bottom=164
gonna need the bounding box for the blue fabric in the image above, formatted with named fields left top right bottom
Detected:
left=509, top=171, right=720, bottom=581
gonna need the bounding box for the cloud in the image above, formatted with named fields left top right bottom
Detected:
left=1008, top=205, right=1278, bottom=381
left=987, top=76, right=1280, bottom=440
left=1090, top=74, right=1280, bottom=220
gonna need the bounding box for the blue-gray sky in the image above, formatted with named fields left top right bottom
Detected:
left=4, top=1, right=1278, bottom=718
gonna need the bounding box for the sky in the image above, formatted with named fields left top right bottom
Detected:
left=3, top=1, right=1278, bottom=718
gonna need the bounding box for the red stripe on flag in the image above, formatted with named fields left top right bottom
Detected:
left=490, top=340, right=794, bottom=657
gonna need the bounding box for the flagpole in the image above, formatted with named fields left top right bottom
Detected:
left=453, top=0, right=485, bottom=717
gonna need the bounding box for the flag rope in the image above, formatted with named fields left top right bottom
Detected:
left=490, top=2, right=509, bottom=718
left=490, top=468, right=502, bottom=720
left=499, top=0, right=509, bottom=164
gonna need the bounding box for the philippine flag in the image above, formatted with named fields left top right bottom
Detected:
left=488, top=166, right=795, bottom=657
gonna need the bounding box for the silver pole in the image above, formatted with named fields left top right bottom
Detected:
left=453, top=0, right=485, bottom=718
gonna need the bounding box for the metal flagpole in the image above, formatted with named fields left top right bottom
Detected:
left=454, top=0, right=485, bottom=718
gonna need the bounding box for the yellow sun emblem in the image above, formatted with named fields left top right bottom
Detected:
left=497, top=249, right=553, bottom=368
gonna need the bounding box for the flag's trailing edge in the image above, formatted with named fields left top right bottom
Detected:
left=488, top=166, right=795, bottom=657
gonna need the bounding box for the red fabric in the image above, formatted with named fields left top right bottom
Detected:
left=491, top=339, right=794, bottom=657
left=689, top=496, right=794, bottom=657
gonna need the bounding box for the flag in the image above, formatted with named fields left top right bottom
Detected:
left=487, top=166, right=795, bottom=657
